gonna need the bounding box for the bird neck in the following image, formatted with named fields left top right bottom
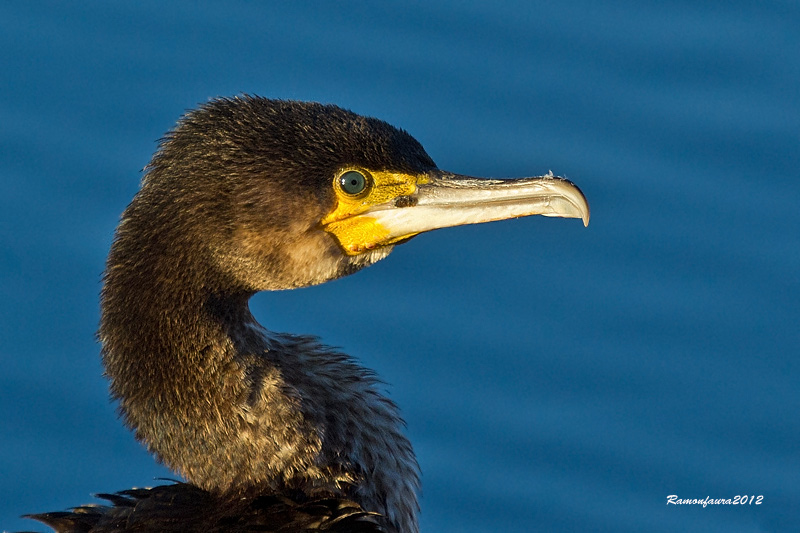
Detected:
left=99, top=221, right=420, bottom=533
left=100, top=204, right=260, bottom=474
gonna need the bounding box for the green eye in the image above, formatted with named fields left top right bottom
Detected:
left=339, top=170, right=368, bottom=196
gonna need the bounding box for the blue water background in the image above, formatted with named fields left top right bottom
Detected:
left=2, top=1, right=798, bottom=531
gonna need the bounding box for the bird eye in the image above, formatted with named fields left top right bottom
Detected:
left=338, top=170, right=369, bottom=196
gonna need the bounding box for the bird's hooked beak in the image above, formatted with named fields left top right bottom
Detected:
left=322, top=169, right=590, bottom=255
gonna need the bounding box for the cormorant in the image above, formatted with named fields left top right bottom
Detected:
left=26, top=96, right=589, bottom=533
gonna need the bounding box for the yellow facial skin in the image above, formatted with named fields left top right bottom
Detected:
left=321, top=168, right=429, bottom=255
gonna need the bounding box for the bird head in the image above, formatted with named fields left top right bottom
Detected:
left=130, top=96, right=589, bottom=293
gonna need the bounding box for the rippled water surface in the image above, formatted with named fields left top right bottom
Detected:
left=2, top=2, right=798, bottom=532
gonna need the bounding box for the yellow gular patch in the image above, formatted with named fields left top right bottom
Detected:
left=321, top=169, right=428, bottom=255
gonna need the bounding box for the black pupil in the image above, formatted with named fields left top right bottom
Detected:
left=340, top=171, right=366, bottom=195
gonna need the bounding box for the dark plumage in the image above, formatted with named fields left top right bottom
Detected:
left=26, top=483, right=381, bottom=532
left=24, top=96, right=588, bottom=533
